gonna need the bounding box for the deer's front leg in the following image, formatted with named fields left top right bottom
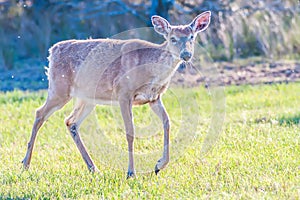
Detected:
left=119, top=98, right=136, bottom=178
left=149, top=97, right=170, bottom=175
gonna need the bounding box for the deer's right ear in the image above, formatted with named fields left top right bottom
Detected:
left=151, top=15, right=171, bottom=36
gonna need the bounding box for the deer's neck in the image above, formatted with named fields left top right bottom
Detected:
left=144, top=41, right=179, bottom=84
left=157, top=41, right=178, bottom=66
left=159, top=41, right=168, bottom=49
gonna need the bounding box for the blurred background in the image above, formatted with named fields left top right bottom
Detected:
left=0, top=0, right=299, bottom=90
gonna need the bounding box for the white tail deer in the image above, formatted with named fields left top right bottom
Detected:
left=22, top=11, right=211, bottom=178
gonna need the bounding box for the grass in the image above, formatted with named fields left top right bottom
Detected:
left=0, top=83, right=299, bottom=199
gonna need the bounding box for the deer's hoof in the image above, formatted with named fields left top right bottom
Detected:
left=88, top=165, right=100, bottom=173
left=21, top=159, right=30, bottom=170
left=154, top=165, right=160, bottom=175
left=127, top=171, right=136, bottom=179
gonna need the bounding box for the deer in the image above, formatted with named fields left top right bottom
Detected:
left=22, top=11, right=211, bottom=178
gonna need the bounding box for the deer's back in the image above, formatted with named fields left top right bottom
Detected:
left=47, top=38, right=174, bottom=104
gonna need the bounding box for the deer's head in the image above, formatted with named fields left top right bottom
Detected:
left=151, top=11, right=211, bottom=62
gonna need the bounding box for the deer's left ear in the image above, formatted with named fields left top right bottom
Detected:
left=190, top=11, right=211, bottom=33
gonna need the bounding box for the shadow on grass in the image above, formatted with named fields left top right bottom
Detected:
left=0, top=196, right=31, bottom=200
left=254, top=114, right=300, bottom=126
left=0, top=62, right=48, bottom=92
left=278, top=114, right=300, bottom=126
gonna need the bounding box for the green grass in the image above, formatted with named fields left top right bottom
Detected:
left=0, top=83, right=299, bottom=199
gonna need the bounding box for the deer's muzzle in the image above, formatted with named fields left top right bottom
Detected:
left=180, top=51, right=192, bottom=61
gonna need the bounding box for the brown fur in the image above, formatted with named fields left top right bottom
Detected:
left=22, top=11, right=211, bottom=177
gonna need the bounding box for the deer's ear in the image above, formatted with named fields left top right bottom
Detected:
left=190, top=11, right=211, bottom=33
left=151, top=15, right=171, bottom=36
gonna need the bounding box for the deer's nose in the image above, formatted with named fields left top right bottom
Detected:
left=180, top=51, right=192, bottom=61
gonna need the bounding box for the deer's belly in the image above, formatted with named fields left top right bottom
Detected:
left=133, top=93, right=159, bottom=105
left=132, top=83, right=168, bottom=105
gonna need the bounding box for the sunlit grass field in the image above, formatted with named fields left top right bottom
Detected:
left=0, top=83, right=299, bottom=199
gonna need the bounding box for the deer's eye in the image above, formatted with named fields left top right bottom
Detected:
left=190, top=35, right=194, bottom=40
left=170, top=37, right=177, bottom=44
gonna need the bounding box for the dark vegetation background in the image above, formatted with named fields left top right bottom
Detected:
left=0, top=0, right=299, bottom=90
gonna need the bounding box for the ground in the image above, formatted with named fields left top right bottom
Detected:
left=0, top=83, right=299, bottom=199
left=173, top=60, right=300, bottom=87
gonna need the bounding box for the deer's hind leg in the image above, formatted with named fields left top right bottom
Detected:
left=65, top=99, right=98, bottom=172
left=119, top=97, right=136, bottom=178
left=22, top=93, right=71, bottom=169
